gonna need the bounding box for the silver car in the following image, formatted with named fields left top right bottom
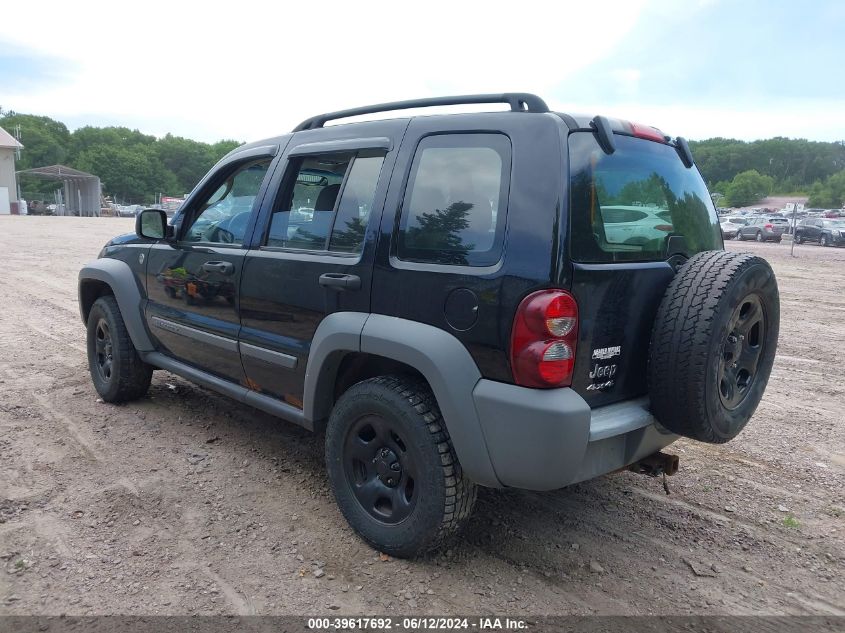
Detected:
left=737, top=215, right=788, bottom=242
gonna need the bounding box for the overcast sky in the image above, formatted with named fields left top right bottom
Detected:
left=1, top=0, right=843, bottom=144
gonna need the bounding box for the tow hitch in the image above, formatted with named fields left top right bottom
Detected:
left=629, top=452, right=679, bottom=494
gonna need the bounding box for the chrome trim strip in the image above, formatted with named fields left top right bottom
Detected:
left=150, top=316, right=239, bottom=353
left=239, top=342, right=298, bottom=370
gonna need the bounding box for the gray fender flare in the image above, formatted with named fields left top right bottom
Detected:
left=303, top=312, right=500, bottom=488
left=78, top=258, right=155, bottom=352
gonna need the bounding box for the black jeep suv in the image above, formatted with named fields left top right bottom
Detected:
left=79, top=94, right=780, bottom=557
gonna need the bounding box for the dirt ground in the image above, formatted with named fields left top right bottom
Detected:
left=0, top=216, right=842, bottom=616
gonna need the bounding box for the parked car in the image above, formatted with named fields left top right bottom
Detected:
left=737, top=215, right=788, bottom=242
left=79, top=93, right=780, bottom=557
left=794, top=218, right=845, bottom=246
left=720, top=218, right=745, bottom=239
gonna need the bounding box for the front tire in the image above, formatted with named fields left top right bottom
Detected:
left=325, top=375, right=477, bottom=558
left=821, top=235, right=829, bottom=247
left=755, top=231, right=763, bottom=242
left=86, top=296, right=153, bottom=402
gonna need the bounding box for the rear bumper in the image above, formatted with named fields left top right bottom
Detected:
left=472, top=380, right=677, bottom=490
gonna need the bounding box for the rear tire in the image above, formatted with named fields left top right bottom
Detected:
left=755, top=231, right=763, bottom=242
left=796, top=234, right=804, bottom=244
left=325, top=375, right=477, bottom=558
left=86, top=296, right=153, bottom=403
left=648, top=251, right=779, bottom=443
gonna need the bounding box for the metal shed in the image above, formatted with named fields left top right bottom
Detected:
left=16, top=164, right=102, bottom=216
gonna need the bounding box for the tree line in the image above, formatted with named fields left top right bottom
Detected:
left=0, top=110, right=240, bottom=204
left=689, top=137, right=845, bottom=208
left=2, top=109, right=845, bottom=209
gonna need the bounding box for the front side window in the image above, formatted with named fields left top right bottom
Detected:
left=569, top=133, right=721, bottom=263
left=397, top=134, right=511, bottom=267
left=266, top=151, right=384, bottom=253
left=184, top=159, right=271, bottom=244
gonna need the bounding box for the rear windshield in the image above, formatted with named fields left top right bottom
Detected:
left=569, top=133, right=721, bottom=263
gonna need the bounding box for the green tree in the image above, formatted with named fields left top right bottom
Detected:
left=156, top=134, right=218, bottom=195
left=808, top=170, right=845, bottom=208
left=0, top=112, right=73, bottom=200
left=75, top=144, right=179, bottom=203
left=724, top=170, right=774, bottom=207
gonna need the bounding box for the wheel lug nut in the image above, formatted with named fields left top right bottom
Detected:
left=390, top=463, right=400, bottom=471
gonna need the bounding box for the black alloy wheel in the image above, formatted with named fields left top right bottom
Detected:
left=94, top=318, right=114, bottom=383
left=343, top=413, right=418, bottom=524
left=718, top=294, right=766, bottom=410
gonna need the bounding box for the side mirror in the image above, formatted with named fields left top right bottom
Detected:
left=135, top=209, right=173, bottom=241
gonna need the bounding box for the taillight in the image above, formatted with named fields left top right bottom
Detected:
left=629, top=122, right=667, bottom=143
left=765, top=223, right=773, bottom=229
left=510, top=290, right=578, bottom=388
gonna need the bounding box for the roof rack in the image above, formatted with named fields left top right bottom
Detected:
left=292, top=93, right=549, bottom=132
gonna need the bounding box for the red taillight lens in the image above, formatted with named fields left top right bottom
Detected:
left=510, top=290, right=578, bottom=388
left=629, top=122, right=666, bottom=143
left=765, top=223, right=773, bottom=229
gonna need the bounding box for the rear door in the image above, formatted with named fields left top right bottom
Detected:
left=370, top=113, right=563, bottom=383
left=237, top=121, right=404, bottom=406
left=145, top=151, right=276, bottom=382
left=567, top=131, right=723, bottom=407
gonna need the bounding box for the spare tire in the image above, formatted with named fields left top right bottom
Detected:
left=648, top=251, right=779, bottom=443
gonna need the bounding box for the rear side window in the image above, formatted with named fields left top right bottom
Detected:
left=265, top=151, right=384, bottom=253
left=569, top=133, right=721, bottom=263
left=397, top=133, right=511, bottom=267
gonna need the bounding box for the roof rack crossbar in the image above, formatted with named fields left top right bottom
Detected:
left=292, top=93, right=549, bottom=132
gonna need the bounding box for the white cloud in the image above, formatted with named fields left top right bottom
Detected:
left=1, top=0, right=648, bottom=141
left=4, top=0, right=840, bottom=142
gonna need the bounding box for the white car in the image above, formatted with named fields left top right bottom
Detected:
left=720, top=219, right=744, bottom=239
left=601, top=205, right=674, bottom=248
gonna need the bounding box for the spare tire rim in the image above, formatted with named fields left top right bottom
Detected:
left=343, top=414, right=418, bottom=525
left=719, top=294, right=766, bottom=410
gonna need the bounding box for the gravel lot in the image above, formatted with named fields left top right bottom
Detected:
left=0, top=216, right=842, bottom=616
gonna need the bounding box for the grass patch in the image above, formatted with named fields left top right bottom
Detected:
left=782, top=515, right=800, bottom=529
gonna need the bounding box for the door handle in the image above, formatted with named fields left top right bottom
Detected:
left=319, top=273, right=361, bottom=291
left=202, top=261, right=235, bottom=275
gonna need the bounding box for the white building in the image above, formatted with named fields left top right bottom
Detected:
left=0, top=126, right=23, bottom=214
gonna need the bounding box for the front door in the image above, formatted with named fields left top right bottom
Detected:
left=145, top=156, right=274, bottom=382
left=237, top=122, right=402, bottom=405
